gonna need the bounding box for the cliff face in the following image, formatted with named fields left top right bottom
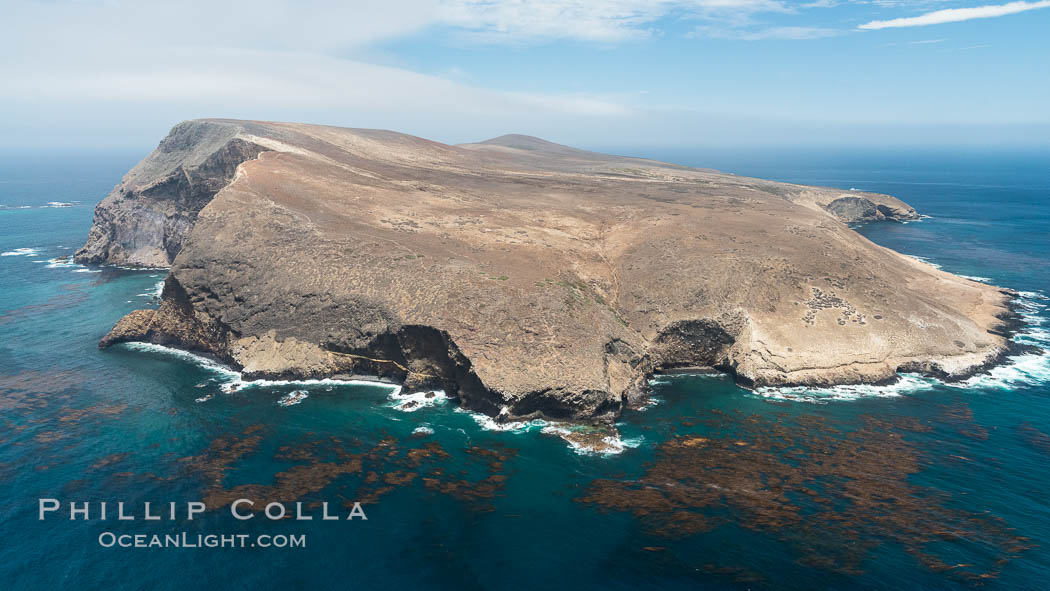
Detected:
left=88, top=119, right=1012, bottom=423
left=75, top=121, right=270, bottom=267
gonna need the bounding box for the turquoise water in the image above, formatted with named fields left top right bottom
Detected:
left=2, top=148, right=1049, bottom=590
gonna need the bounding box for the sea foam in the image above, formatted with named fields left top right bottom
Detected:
left=540, top=424, right=644, bottom=456
left=387, top=389, right=448, bottom=412
left=136, top=280, right=165, bottom=298
left=454, top=407, right=547, bottom=433
left=753, top=373, right=938, bottom=403
left=905, top=254, right=943, bottom=270
left=277, top=390, right=309, bottom=406
left=46, top=256, right=79, bottom=269
left=120, top=342, right=401, bottom=397
left=453, top=407, right=640, bottom=455
left=2, top=247, right=41, bottom=256
left=0, top=202, right=77, bottom=210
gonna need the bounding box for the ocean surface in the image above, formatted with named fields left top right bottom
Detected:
left=2, top=146, right=1049, bottom=590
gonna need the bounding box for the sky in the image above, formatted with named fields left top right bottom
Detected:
left=2, top=0, right=1049, bottom=150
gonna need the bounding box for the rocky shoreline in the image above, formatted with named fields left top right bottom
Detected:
left=650, top=292, right=1034, bottom=387
left=83, top=119, right=1020, bottom=422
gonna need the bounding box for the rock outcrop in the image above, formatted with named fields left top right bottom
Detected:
left=85, top=119, right=1015, bottom=423
left=823, top=195, right=917, bottom=224
left=76, top=121, right=269, bottom=267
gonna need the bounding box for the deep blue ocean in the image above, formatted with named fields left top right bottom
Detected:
left=2, top=146, right=1049, bottom=590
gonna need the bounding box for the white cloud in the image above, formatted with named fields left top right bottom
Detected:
left=5, top=1, right=442, bottom=54
left=2, top=0, right=822, bottom=54
left=1, top=1, right=634, bottom=136
left=438, top=0, right=792, bottom=42
left=1, top=39, right=636, bottom=149
left=0, top=0, right=827, bottom=149
left=858, top=0, right=1050, bottom=30
left=2, top=0, right=1045, bottom=148
left=2, top=46, right=630, bottom=115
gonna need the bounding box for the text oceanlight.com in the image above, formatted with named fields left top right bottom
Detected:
left=97, top=532, right=306, bottom=549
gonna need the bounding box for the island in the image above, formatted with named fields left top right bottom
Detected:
left=77, top=119, right=1019, bottom=423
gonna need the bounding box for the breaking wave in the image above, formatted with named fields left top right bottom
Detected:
left=455, top=408, right=642, bottom=455
left=115, top=343, right=639, bottom=456
left=906, top=254, right=943, bottom=270
left=540, top=423, right=644, bottom=456
left=119, top=342, right=401, bottom=398
left=754, top=373, right=939, bottom=403
left=455, top=408, right=548, bottom=433
left=961, top=290, right=1050, bottom=389
left=2, top=247, right=41, bottom=257
left=136, top=280, right=165, bottom=298
left=277, top=390, right=309, bottom=407
left=45, top=256, right=79, bottom=269
left=0, top=202, right=78, bottom=210
left=387, top=389, right=448, bottom=412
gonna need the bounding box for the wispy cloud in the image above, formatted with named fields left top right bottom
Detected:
left=877, top=38, right=947, bottom=47
left=1, top=0, right=642, bottom=148
left=679, top=0, right=846, bottom=41
left=945, top=43, right=993, bottom=50
left=858, top=0, right=1050, bottom=30
left=696, top=25, right=841, bottom=39
left=438, top=0, right=793, bottom=43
